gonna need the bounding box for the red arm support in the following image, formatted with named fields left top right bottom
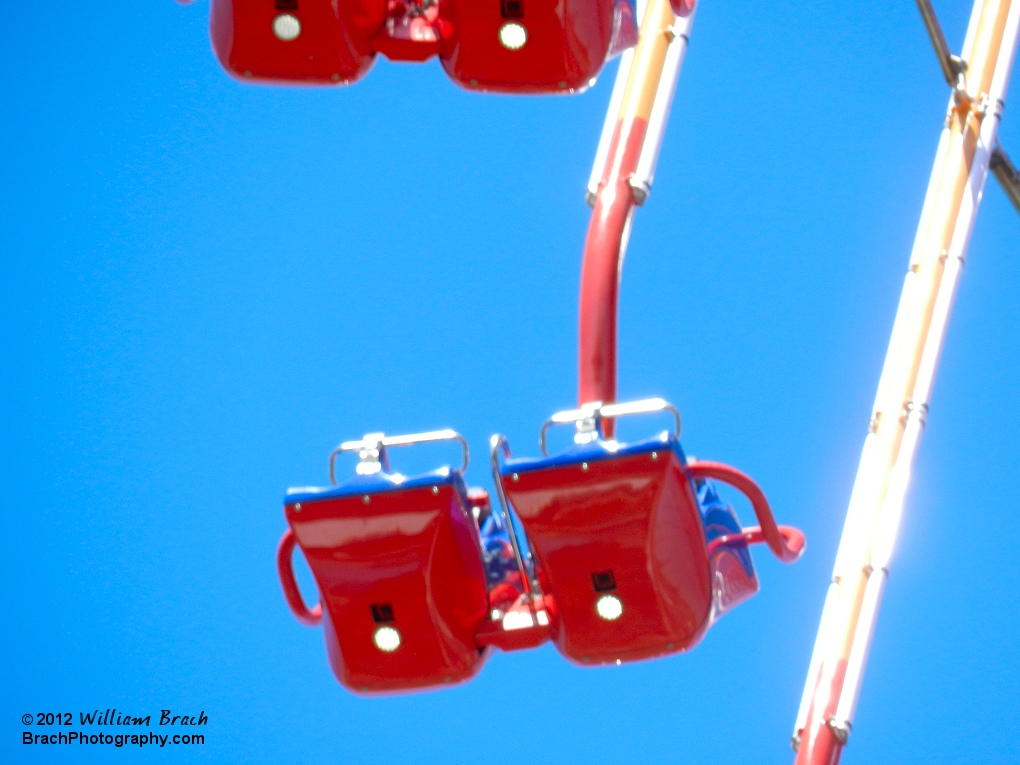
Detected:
left=578, top=0, right=681, bottom=437
left=578, top=174, right=637, bottom=423
left=706, top=525, right=806, bottom=560
left=579, top=81, right=649, bottom=439
left=686, top=461, right=805, bottom=563
left=277, top=528, right=323, bottom=627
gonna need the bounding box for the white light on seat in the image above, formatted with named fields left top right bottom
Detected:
left=596, top=594, right=623, bottom=621
left=272, top=14, right=302, bottom=41
left=373, top=625, right=401, bottom=652
left=502, top=610, right=535, bottom=631
left=498, top=22, right=528, bottom=50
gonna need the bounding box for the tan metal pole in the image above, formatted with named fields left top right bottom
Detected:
left=793, top=1, right=1020, bottom=762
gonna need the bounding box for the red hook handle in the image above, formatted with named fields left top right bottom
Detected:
left=706, top=525, right=806, bottom=560
left=277, top=528, right=322, bottom=627
left=686, top=461, right=805, bottom=564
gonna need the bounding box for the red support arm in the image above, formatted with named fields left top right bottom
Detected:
left=578, top=155, right=639, bottom=421
left=706, top=525, right=807, bottom=560
left=687, top=461, right=805, bottom=563
left=277, top=528, right=323, bottom=627
left=579, top=0, right=680, bottom=435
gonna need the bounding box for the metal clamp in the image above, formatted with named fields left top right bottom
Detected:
left=328, top=429, right=469, bottom=484
left=538, top=397, right=681, bottom=456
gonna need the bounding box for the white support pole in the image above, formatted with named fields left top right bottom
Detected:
left=588, top=48, right=637, bottom=205
left=793, top=1, right=1020, bottom=760
left=629, top=8, right=697, bottom=203
left=587, top=4, right=696, bottom=206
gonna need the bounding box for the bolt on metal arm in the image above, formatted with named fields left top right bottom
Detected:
left=916, top=0, right=968, bottom=87
left=990, top=144, right=1020, bottom=215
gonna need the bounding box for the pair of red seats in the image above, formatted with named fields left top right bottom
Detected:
left=206, top=0, right=637, bottom=93
left=277, top=398, right=804, bottom=694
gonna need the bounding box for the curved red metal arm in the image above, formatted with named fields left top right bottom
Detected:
left=579, top=137, right=640, bottom=426
left=579, top=1, right=683, bottom=436
left=277, top=529, right=323, bottom=627
left=686, top=461, right=805, bottom=563
left=706, top=525, right=806, bottom=560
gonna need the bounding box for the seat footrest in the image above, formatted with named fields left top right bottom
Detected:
left=475, top=594, right=553, bottom=651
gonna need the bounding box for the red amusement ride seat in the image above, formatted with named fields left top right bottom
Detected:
left=277, top=429, right=552, bottom=693
left=210, top=0, right=377, bottom=85
left=254, top=0, right=809, bottom=695
left=494, top=398, right=805, bottom=666
left=277, top=430, right=492, bottom=693
left=206, top=0, right=634, bottom=93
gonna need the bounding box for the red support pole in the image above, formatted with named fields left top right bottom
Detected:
left=578, top=127, right=642, bottom=417
left=578, top=0, right=679, bottom=436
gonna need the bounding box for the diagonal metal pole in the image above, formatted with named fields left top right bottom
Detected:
left=990, top=143, right=1020, bottom=211
left=917, top=0, right=969, bottom=85
left=792, top=1, right=1020, bottom=763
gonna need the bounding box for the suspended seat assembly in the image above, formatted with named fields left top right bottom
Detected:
left=276, top=429, right=550, bottom=694
left=278, top=402, right=804, bottom=691
left=265, top=0, right=808, bottom=695
left=206, top=0, right=637, bottom=93
left=494, top=398, right=805, bottom=666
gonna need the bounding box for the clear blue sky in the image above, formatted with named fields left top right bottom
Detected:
left=2, top=1, right=1018, bottom=763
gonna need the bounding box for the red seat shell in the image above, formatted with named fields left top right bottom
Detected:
left=439, top=0, right=616, bottom=93
left=207, top=0, right=615, bottom=94
left=285, top=479, right=489, bottom=693
left=502, top=446, right=712, bottom=664
left=210, top=0, right=377, bottom=85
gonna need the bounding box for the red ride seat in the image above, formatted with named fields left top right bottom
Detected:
left=203, top=0, right=628, bottom=93
left=439, top=0, right=617, bottom=93
left=494, top=399, right=804, bottom=666
left=210, top=0, right=377, bottom=85
left=277, top=431, right=490, bottom=694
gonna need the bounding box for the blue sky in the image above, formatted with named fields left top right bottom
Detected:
left=2, top=1, right=1018, bottom=763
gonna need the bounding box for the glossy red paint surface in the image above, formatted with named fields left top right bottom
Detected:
left=276, top=528, right=323, bottom=627
left=502, top=449, right=712, bottom=664
left=208, top=0, right=614, bottom=93
left=439, top=0, right=615, bottom=93
left=284, top=483, right=489, bottom=693
left=706, top=524, right=805, bottom=559
left=210, top=0, right=376, bottom=85
left=578, top=117, right=647, bottom=432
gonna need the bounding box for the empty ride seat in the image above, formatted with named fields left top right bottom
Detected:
left=495, top=398, right=804, bottom=666
left=277, top=431, right=490, bottom=693
left=210, top=0, right=377, bottom=85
